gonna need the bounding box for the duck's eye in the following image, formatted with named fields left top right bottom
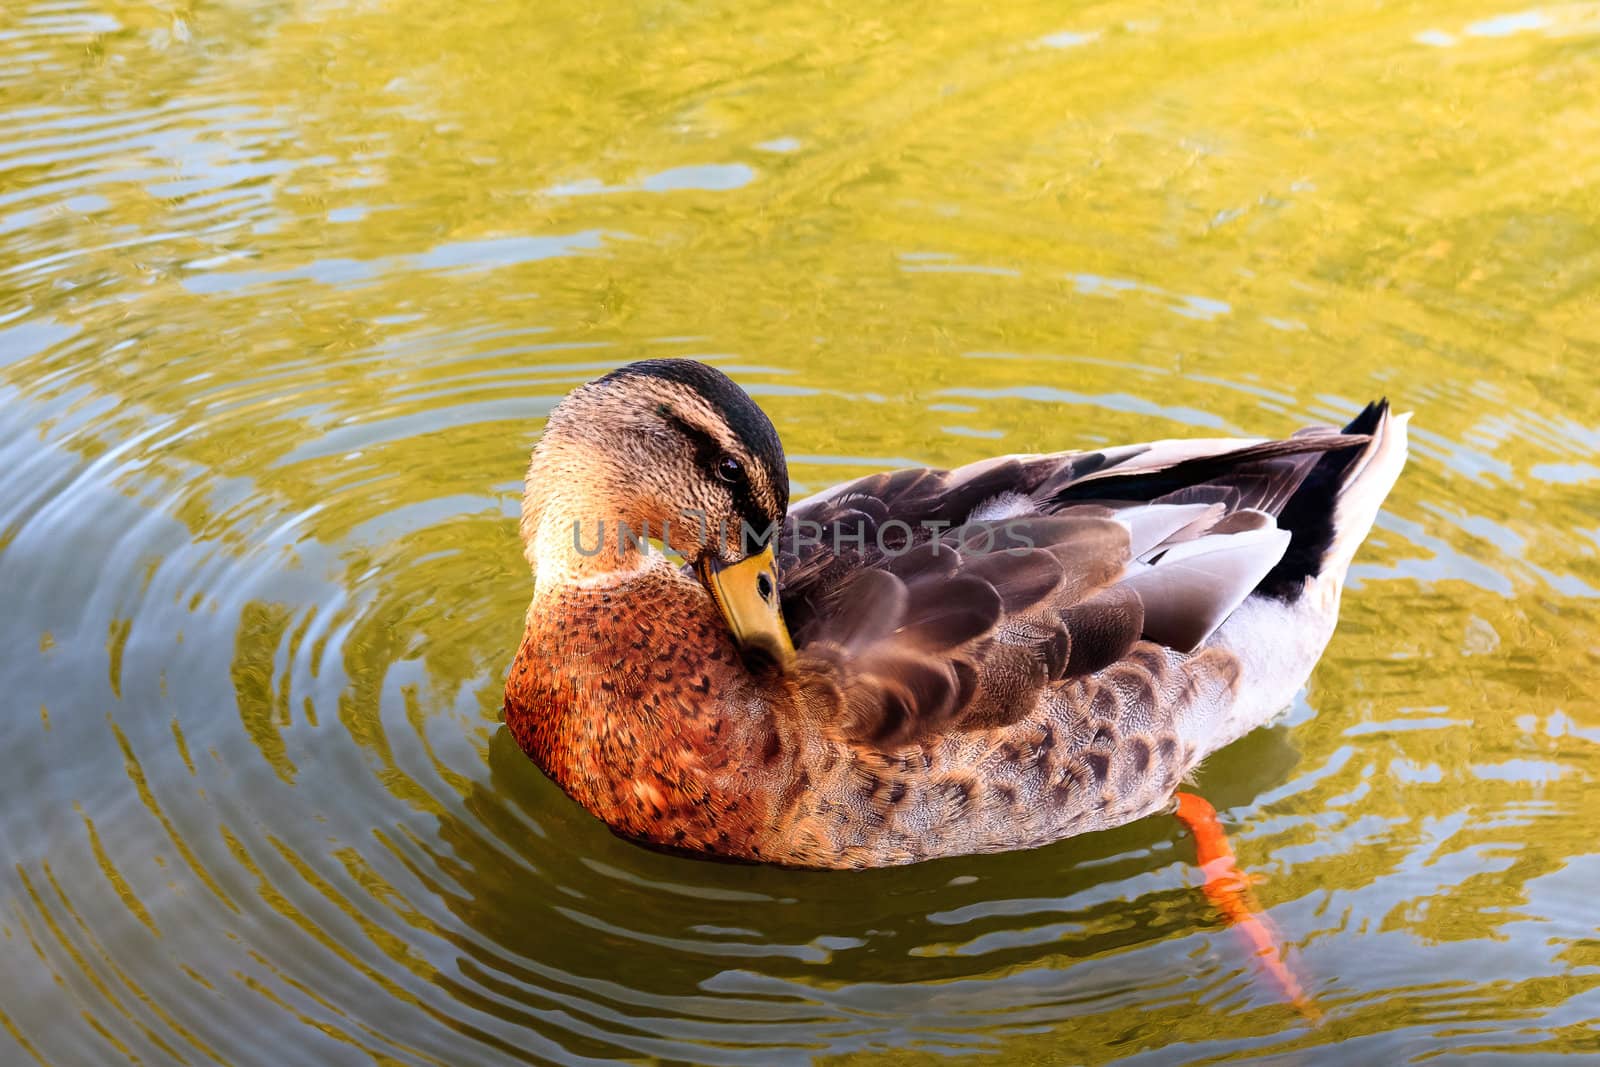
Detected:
left=715, top=456, right=743, bottom=483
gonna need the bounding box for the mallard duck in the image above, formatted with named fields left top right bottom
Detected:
left=505, top=359, right=1408, bottom=870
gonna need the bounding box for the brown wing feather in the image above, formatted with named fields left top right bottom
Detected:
left=778, top=429, right=1370, bottom=748
left=790, top=516, right=1137, bottom=744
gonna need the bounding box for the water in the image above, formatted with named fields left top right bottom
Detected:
left=3, top=0, right=1599, bottom=1062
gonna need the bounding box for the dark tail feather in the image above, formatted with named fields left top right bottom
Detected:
left=1046, top=434, right=1366, bottom=516
left=1339, top=399, right=1390, bottom=438
left=1254, top=399, right=1391, bottom=600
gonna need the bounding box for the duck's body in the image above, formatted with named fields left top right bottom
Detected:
left=505, top=360, right=1408, bottom=869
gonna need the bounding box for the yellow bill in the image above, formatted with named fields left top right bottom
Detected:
left=696, top=544, right=795, bottom=671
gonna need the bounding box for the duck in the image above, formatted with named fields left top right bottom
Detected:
left=504, top=358, right=1408, bottom=870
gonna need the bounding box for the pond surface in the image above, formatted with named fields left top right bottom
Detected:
left=3, top=0, right=1599, bottom=1063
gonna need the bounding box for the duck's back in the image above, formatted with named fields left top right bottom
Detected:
left=752, top=402, right=1409, bottom=867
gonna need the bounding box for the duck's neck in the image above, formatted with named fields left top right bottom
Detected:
left=520, top=447, right=653, bottom=595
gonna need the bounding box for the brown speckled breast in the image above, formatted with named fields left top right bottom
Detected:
left=504, top=570, right=795, bottom=860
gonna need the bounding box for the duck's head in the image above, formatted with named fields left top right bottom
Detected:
left=522, top=358, right=795, bottom=668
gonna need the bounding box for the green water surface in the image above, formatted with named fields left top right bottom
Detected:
left=3, top=0, right=1599, bottom=1063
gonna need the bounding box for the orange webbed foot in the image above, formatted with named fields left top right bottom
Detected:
left=1172, top=792, right=1321, bottom=1023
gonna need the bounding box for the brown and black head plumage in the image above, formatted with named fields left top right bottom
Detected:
left=597, top=359, right=790, bottom=548
left=520, top=359, right=789, bottom=573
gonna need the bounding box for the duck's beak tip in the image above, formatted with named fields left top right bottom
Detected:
left=696, top=544, right=795, bottom=672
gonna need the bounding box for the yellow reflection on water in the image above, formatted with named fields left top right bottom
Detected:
left=2, top=0, right=1599, bottom=1062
